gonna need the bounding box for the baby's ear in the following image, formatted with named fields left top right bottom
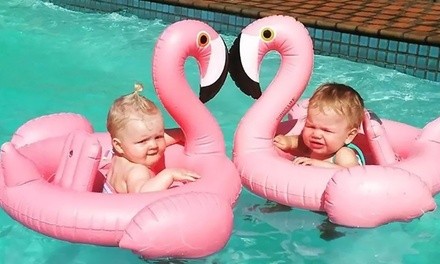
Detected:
left=112, top=137, right=123, bottom=154
left=344, top=128, right=358, bottom=145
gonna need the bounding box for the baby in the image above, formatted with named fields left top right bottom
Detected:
left=103, top=83, right=200, bottom=193
left=274, top=83, right=365, bottom=168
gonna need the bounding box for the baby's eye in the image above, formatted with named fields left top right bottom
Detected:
left=155, top=135, right=164, bottom=140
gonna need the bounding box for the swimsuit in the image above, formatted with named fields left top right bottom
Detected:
left=101, top=149, right=116, bottom=194
left=102, top=182, right=115, bottom=194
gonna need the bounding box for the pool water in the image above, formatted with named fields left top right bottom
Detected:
left=1, top=1, right=440, bottom=263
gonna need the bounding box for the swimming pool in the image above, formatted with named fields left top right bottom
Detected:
left=1, top=0, right=440, bottom=263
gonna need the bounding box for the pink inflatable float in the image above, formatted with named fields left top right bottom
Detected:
left=229, top=15, right=440, bottom=228
left=0, top=20, right=241, bottom=258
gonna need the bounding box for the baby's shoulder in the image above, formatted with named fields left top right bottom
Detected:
left=128, top=163, right=150, bottom=172
left=110, top=158, right=146, bottom=179
left=334, top=146, right=358, bottom=163
left=337, top=146, right=357, bottom=155
left=126, top=163, right=153, bottom=180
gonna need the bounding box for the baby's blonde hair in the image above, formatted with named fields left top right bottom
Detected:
left=308, top=83, right=365, bottom=129
left=107, top=83, right=160, bottom=138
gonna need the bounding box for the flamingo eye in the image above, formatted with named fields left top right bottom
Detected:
left=261, top=28, right=275, bottom=42
left=197, top=31, right=210, bottom=47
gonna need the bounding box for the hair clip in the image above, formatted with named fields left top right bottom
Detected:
left=134, top=83, right=143, bottom=94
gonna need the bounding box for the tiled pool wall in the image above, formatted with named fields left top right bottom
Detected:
left=49, top=0, right=440, bottom=82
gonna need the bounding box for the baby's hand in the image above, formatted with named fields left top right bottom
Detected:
left=273, top=135, right=291, bottom=151
left=293, top=156, right=314, bottom=166
left=164, top=168, right=201, bottom=182
left=293, top=157, right=335, bottom=168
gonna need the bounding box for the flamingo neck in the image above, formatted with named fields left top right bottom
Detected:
left=155, top=58, right=225, bottom=155
left=236, top=56, right=313, bottom=152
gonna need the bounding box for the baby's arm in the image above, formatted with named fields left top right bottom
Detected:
left=293, top=147, right=360, bottom=168
left=156, top=168, right=200, bottom=184
left=126, top=166, right=200, bottom=193
left=274, top=135, right=299, bottom=151
left=164, top=128, right=184, bottom=146
left=125, top=166, right=166, bottom=193
left=274, top=134, right=310, bottom=156
left=293, top=157, right=341, bottom=168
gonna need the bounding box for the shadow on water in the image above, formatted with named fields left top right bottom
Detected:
left=245, top=200, right=345, bottom=241
left=317, top=218, right=345, bottom=241
left=144, top=259, right=188, bottom=264
left=145, top=258, right=222, bottom=264
left=0, top=226, right=13, bottom=238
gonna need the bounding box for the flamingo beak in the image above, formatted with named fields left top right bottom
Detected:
left=228, top=33, right=262, bottom=99
left=199, top=40, right=229, bottom=104
left=367, top=109, right=382, bottom=124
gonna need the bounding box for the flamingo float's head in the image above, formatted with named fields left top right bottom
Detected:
left=229, top=15, right=313, bottom=99
left=152, top=20, right=229, bottom=103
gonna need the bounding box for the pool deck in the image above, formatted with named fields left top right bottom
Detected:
left=168, top=0, right=440, bottom=46
left=49, top=0, right=440, bottom=81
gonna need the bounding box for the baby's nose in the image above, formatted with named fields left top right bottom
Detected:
left=312, top=131, right=323, bottom=138
left=147, top=139, right=158, bottom=148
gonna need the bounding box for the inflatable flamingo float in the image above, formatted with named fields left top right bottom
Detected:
left=0, top=20, right=241, bottom=258
left=229, top=15, right=440, bottom=228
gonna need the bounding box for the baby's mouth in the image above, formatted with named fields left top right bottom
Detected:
left=309, top=140, right=324, bottom=149
left=147, top=150, right=158, bottom=156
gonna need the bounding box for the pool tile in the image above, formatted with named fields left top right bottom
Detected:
left=48, top=0, right=440, bottom=82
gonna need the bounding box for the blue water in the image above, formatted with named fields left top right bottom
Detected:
left=1, top=1, right=440, bottom=263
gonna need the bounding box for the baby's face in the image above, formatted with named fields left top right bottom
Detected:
left=117, top=112, right=166, bottom=168
left=302, top=106, right=354, bottom=160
